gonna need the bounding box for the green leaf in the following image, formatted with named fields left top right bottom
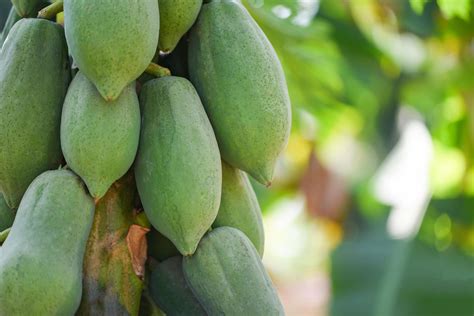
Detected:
left=331, top=221, right=474, bottom=316
left=410, top=0, right=430, bottom=15
left=437, top=0, right=471, bottom=20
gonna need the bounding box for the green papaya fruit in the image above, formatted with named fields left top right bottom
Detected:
left=0, top=7, right=21, bottom=48
left=0, top=19, right=70, bottom=208
left=188, top=1, right=291, bottom=185
left=149, top=256, right=207, bottom=316
left=63, top=0, right=160, bottom=101
left=139, top=291, right=166, bottom=316
left=77, top=173, right=143, bottom=316
left=148, top=228, right=180, bottom=262
left=61, top=72, right=141, bottom=199
left=0, top=169, right=95, bottom=315
left=135, top=76, right=221, bottom=256
left=158, top=0, right=202, bottom=53
left=183, top=227, right=284, bottom=315
left=213, top=162, right=265, bottom=257
left=0, top=195, right=14, bottom=232
left=11, top=0, right=42, bottom=17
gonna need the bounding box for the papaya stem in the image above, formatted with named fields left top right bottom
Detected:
left=38, top=0, right=64, bottom=20
left=135, top=210, right=151, bottom=229
left=145, top=63, right=171, bottom=78
left=0, top=227, right=11, bottom=243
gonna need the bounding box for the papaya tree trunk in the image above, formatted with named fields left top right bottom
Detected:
left=77, top=173, right=146, bottom=316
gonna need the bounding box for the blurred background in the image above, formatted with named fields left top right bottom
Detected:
left=2, top=0, right=473, bottom=315
left=241, top=0, right=473, bottom=315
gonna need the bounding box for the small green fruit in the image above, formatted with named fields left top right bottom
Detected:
left=149, top=256, right=206, bottom=316
left=135, top=76, right=221, bottom=256
left=189, top=1, right=291, bottom=185
left=0, top=19, right=69, bottom=208
left=213, top=162, right=265, bottom=257
left=63, top=0, right=160, bottom=101
left=158, top=0, right=202, bottom=53
left=61, top=72, right=140, bottom=199
left=183, top=227, right=284, bottom=315
left=0, top=170, right=95, bottom=315
left=11, top=0, right=42, bottom=17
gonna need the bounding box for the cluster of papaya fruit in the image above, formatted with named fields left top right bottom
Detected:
left=0, top=0, right=291, bottom=315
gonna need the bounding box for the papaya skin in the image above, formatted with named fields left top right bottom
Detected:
left=188, top=1, right=291, bottom=185
left=11, top=0, right=43, bottom=17
left=61, top=72, right=141, bottom=200
left=213, top=162, right=265, bottom=257
left=63, top=0, right=159, bottom=101
left=0, top=7, right=21, bottom=48
left=135, top=76, right=222, bottom=256
left=0, top=19, right=70, bottom=208
left=0, top=195, right=14, bottom=232
left=77, top=173, right=143, bottom=316
left=149, top=256, right=207, bottom=316
left=183, top=227, right=285, bottom=315
left=0, top=170, right=95, bottom=315
left=148, top=228, right=180, bottom=262
left=158, top=0, right=202, bottom=53
left=139, top=291, right=166, bottom=316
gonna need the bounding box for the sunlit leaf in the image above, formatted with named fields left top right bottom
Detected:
left=437, top=0, right=472, bottom=20
left=410, top=0, right=430, bottom=15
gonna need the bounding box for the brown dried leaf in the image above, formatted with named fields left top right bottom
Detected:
left=300, top=151, right=348, bottom=221
left=127, top=224, right=150, bottom=279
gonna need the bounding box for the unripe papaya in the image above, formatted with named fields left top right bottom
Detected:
left=158, top=0, right=202, bottom=53
left=0, top=196, right=14, bottom=232
left=0, top=19, right=70, bottom=208
left=213, top=162, right=265, bottom=257
left=0, top=170, right=95, bottom=315
left=77, top=173, right=143, bottom=316
left=183, top=227, right=284, bottom=315
left=148, top=228, right=180, bottom=262
left=11, top=0, right=42, bottom=17
left=63, top=0, right=159, bottom=101
left=61, top=72, right=141, bottom=199
left=139, top=291, right=166, bottom=316
left=188, top=1, right=291, bottom=185
left=0, top=7, right=21, bottom=48
left=149, top=256, right=207, bottom=316
left=135, top=76, right=221, bottom=256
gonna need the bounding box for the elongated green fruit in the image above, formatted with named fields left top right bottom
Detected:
left=135, top=76, right=221, bottom=256
left=0, top=196, right=14, bottom=232
left=139, top=291, right=166, bottom=316
left=0, top=170, right=95, bottom=315
left=149, top=256, right=207, bottom=316
left=77, top=173, right=143, bottom=316
left=189, top=1, right=291, bottom=185
left=61, top=72, right=141, bottom=199
left=158, top=0, right=202, bottom=53
left=0, top=19, right=70, bottom=208
left=11, top=0, right=42, bottom=17
left=213, top=162, right=265, bottom=257
left=63, top=0, right=159, bottom=101
left=148, top=228, right=180, bottom=262
left=183, top=227, right=284, bottom=315
left=0, top=7, right=21, bottom=48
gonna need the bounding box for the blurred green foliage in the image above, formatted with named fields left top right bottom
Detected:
left=244, top=0, right=473, bottom=315
left=244, top=0, right=473, bottom=240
